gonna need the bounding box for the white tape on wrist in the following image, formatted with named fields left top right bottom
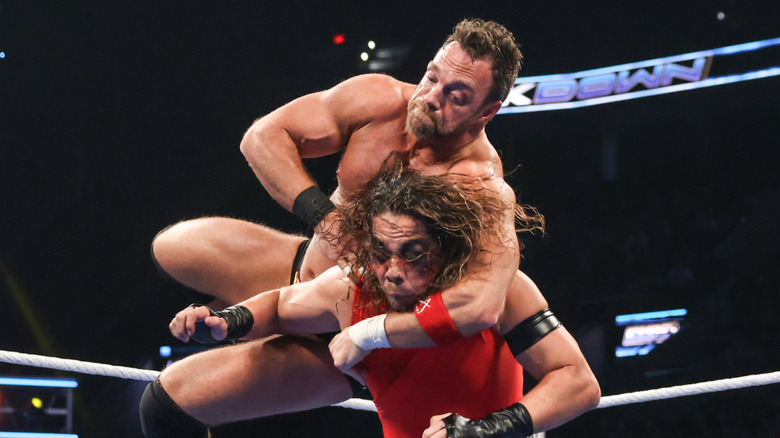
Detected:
left=341, top=265, right=366, bottom=277
left=348, top=314, right=391, bottom=351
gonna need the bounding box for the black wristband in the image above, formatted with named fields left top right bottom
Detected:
left=443, top=402, right=534, bottom=438
left=190, top=304, right=254, bottom=344
left=292, top=186, right=336, bottom=228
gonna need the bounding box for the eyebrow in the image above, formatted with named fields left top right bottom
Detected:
left=426, top=61, right=475, bottom=93
left=399, top=238, right=430, bottom=250
left=371, top=236, right=433, bottom=252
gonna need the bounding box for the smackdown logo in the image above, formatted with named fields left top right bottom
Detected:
left=506, top=58, right=710, bottom=106
left=498, top=37, right=780, bottom=114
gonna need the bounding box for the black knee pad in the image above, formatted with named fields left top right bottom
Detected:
left=139, top=378, right=208, bottom=438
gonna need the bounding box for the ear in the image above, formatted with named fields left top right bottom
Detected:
left=478, top=100, right=503, bottom=124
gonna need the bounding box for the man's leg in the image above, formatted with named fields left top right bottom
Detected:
left=140, top=335, right=354, bottom=436
left=152, top=217, right=307, bottom=306
left=296, top=232, right=346, bottom=283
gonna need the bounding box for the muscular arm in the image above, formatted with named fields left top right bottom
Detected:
left=425, top=328, right=600, bottom=438
left=515, top=327, right=601, bottom=432
left=276, top=266, right=353, bottom=335
left=171, top=267, right=350, bottom=342
left=239, top=93, right=345, bottom=211
left=502, top=271, right=600, bottom=432
left=423, top=272, right=600, bottom=437
left=239, top=74, right=391, bottom=211
left=240, top=266, right=350, bottom=338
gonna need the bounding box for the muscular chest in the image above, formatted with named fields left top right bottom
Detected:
left=336, top=122, right=454, bottom=195
left=336, top=120, right=411, bottom=194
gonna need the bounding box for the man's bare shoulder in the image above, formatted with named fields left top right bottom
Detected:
left=481, top=174, right=517, bottom=204
left=448, top=148, right=516, bottom=203
left=324, top=74, right=415, bottom=118
left=448, top=136, right=506, bottom=180
left=333, top=73, right=413, bottom=94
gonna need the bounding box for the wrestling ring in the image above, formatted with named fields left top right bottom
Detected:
left=0, top=348, right=777, bottom=416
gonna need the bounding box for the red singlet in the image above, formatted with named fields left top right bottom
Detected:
left=352, top=285, right=524, bottom=438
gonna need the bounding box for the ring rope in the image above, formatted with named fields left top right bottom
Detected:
left=0, top=349, right=160, bottom=382
left=1, top=349, right=778, bottom=412
left=596, top=371, right=780, bottom=408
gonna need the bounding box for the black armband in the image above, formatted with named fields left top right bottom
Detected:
left=443, top=402, right=534, bottom=438
left=292, top=186, right=336, bottom=228
left=190, top=304, right=254, bottom=344
left=504, top=307, right=561, bottom=356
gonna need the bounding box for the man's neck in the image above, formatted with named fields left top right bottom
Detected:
left=406, top=129, right=488, bottom=167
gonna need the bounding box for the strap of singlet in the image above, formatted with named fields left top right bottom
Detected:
left=289, top=239, right=311, bottom=285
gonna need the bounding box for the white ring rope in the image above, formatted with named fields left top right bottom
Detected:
left=1, top=349, right=777, bottom=412
left=596, top=371, right=780, bottom=409
left=0, top=349, right=160, bottom=382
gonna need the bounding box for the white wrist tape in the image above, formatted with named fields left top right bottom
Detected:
left=341, top=265, right=366, bottom=277
left=348, top=314, right=391, bottom=351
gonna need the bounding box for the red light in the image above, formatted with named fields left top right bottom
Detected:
left=333, top=34, right=345, bottom=45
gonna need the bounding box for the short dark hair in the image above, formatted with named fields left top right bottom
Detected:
left=443, top=18, right=523, bottom=103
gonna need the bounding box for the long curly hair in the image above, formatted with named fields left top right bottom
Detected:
left=334, top=155, right=543, bottom=309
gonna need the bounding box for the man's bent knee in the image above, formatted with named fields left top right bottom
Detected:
left=150, top=219, right=203, bottom=275
left=151, top=224, right=177, bottom=281
left=151, top=217, right=307, bottom=299
left=151, top=222, right=216, bottom=303
left=140, top=378, right=208, bottom=438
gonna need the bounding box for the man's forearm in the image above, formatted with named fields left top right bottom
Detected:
left=383, top=279, right=507, bottom=348
left=383, top=312, right=436, bottom=347
left=518, top=363, right=600, bottom=432
left=237, top=290, right=282, bottom=340
left=239, top=119, right=318, bottom=211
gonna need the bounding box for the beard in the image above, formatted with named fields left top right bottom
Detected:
left=406, top=99, right=471, bottom=142
left=406, top=99, right=436, bottom=140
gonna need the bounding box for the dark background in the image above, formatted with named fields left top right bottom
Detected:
left=1, top=1, right=778, bottom=436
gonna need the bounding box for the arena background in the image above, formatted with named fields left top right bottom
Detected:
left=1, top=1, right=778, bottom=436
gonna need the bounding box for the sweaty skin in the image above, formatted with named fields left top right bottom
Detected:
left=241, top=44, right=518, bottom=359
left=154, top=38, right=600, bottom=435
left=167, top=213, right=600, bottom=434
